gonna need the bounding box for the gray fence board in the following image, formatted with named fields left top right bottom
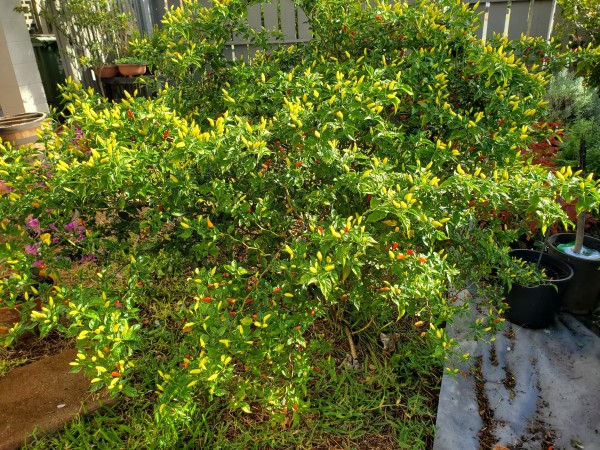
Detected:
left=264, top=1, right=279, bottom=35
left=487, top=2, right=509, bottom=38
left=280, top=0, right=299, bottom=41
left=508, top=1, right=531, bottom=39
left=529, top=0, right=554, bottom=39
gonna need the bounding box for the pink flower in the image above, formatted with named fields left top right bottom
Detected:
left=64, top=220, right=78, bottom=231
left=25, top=243, right=39, bottom=255
left=27, top=216, right=40, bottom=230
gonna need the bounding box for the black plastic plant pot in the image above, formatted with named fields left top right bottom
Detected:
left=504, top=250, right=574, bottom=329
left=547, top=233, right=600, bottom=314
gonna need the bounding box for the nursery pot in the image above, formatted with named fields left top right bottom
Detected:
left=547, top=233, right=600, bottom=314
left=504, top=250, right=574, bottom=329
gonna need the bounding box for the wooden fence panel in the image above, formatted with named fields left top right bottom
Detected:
left=468, top=0, right=557, bottom=42
left=529, top=0, right=555, bottom=39
left=280, top=0, right=299, bottom=42
left=297, top=6, right=312, bottom=42
left=507, top=1, right=532, bottom=40
left=263, top=1, right=280, bottom=37
left=487, top=2, right=509, bottom=38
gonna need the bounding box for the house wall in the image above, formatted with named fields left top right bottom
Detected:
left=0, top=0, right=48, bottom=116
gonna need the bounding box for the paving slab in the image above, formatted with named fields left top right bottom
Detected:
left=434, top=313, right=600, bottom=449
left=0, top=348, right=116, bottom=450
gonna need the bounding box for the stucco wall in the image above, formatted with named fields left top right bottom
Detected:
left=0, top=0, right=48, bottom=116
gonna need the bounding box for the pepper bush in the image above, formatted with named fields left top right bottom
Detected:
left=2, top=0, right=600, bottom=419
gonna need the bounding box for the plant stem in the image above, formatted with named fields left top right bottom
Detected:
left=573, top=212, right=586, bottom=254
left=536, top=234, right=547, bottom=272
left=574, top=139, right=587, bottom=254
left=344, top=323, right=358, bottom=362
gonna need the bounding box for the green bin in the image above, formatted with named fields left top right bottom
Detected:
left=30, top=34, right=67, bottom=108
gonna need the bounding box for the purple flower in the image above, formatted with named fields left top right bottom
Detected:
left=27, top=216, right=40, bottom=230
left=32, top=260, right=45, bottom=268
left=75, top=128, right=83, bottom=139
left=25, top=243, right=39, bottom=255
left=49, top=223, right=58, bottom=232
left=64, top=220, right=78, bottom=231
left=80, top=254, right=97, bottom=264
left=52, top=237, right=60, bottom=244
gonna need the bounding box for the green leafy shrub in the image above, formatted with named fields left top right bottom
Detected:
left=545, top=70, right=600, bottom=174
left=2, top=0, right=599, bottom=429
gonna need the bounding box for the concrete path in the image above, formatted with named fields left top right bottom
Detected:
left=434, top=313, right=600, bottom=449
left=0, top=348, right=116, bottom=450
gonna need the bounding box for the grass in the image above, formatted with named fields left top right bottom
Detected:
left=17, top=276, right=442, bottom=449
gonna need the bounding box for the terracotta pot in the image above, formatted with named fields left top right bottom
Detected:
left=117, top=64, right=147, bottom=77
left=0, top=297, right=43, bottom=336
left=93, top=65, right=119, bottom=79
left=0, top=112, right=47, bottom=148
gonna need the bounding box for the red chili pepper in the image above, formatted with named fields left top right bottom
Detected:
left=418, top=257, right=427, bottom=263
left=111, top=371, right=121, bottom=377
left=162, top=129, right=170, bottom=140
left=273, top=287, right=282, bottom=293
left=201, top=296, right=212, bottom=302
left=392, top=243, right=399, bottom=250
left=407, top=249, right=414, bottom=255
left=293, top=404, right=298, bottom=411
left=127, top=110, right=133, bottom=119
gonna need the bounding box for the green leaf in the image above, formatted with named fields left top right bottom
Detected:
left=366, top=209, right=387, bottom=223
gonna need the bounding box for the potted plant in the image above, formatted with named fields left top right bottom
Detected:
left=37, top=0, right=136, bottom=81
left=115, top=56, right=147, bottom=77
left=503, top=248, right=574, bottom=328
left=539, top=71, right=600, bottom=314
left=547, top=149, right=600, bottom=314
